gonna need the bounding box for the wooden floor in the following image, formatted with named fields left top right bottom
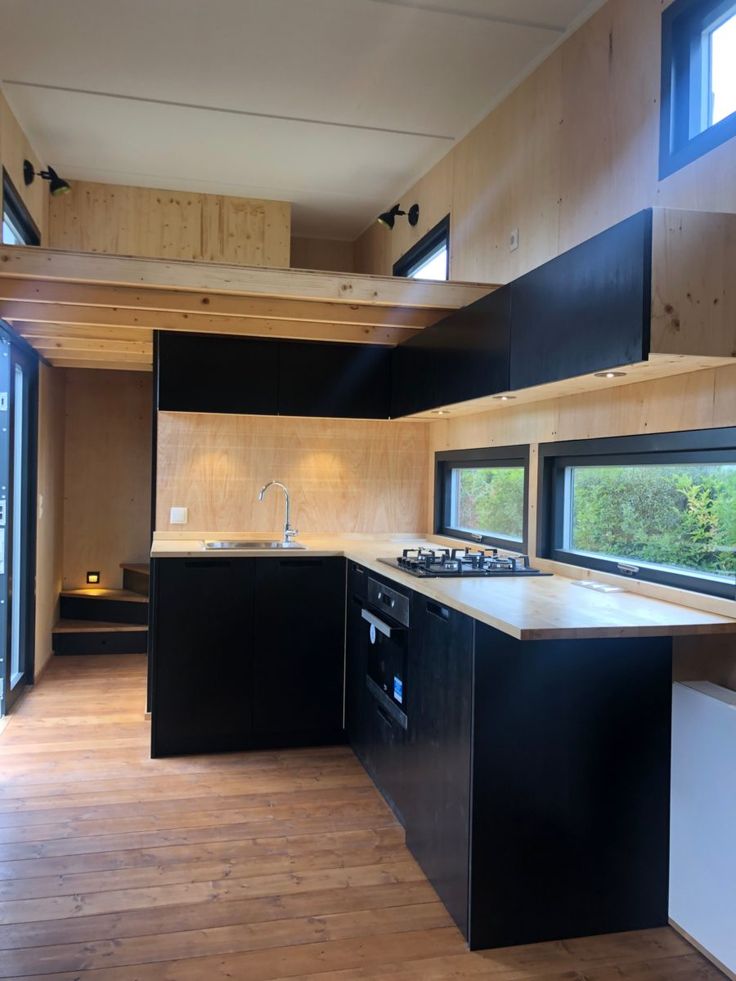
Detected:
left=0, top=656, right=723, bottom=980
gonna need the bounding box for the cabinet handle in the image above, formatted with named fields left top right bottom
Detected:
left=427, top=601, right=450, bottom=622
left=352, top=564, right=365, bottom=575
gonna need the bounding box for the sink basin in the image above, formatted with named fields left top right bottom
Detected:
left=205, top=539, right=305, bottom=551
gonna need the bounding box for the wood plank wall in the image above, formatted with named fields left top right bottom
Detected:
left=290, top=237, right=356, bottom=272
left=34, top=364, right=65, bottom=678
left=156, top=412, right=429, bottom=534
left=63, top=369, right=152, bottom=590
left=354, top=0, right=736, bottom=283
left=0, top=90, right=48, bottom=242
left=49, top=181, right=291, bottom=267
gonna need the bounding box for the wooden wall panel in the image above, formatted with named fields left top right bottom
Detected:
left=34, top=364, right=65, bottom=677
left=0, top=90, right=48, bottom=242
left=353, top=0, right=736, bottom=283
left=290, top=237, right=355, bottom=272
left=156, top=412, right=429, bottom=535
left=63, top=368, right=152, bottom=589
left=48, top=181, right=291, bottom=267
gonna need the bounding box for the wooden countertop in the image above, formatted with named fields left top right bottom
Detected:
left=150, top=535, right=736, bottom=642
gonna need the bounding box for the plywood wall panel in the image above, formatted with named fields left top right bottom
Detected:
left=48, top=181, right=291, bottom=267
left=63, top=369, right=152, bottom=589
left=290, top=237, right=355, bottom=273
left=353, top=0, right=736, bottom=284
left=34, top=364, right=65, bottom=677
left=0, top=90, right=48, bottom=242
left=156, top=412, right=429, bottom=535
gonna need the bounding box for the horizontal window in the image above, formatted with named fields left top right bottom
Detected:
left=435, top=445, right=529, bottom=551
left=539, top=429, right=736, bottom=599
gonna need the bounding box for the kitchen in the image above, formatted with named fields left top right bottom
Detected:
left=1, top=0, right=736, bottom=978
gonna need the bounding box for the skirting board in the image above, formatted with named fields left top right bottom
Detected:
left=670, top=919, right=736, bottom=981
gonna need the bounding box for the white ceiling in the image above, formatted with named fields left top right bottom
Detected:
left=1, top=0, right=599, bottom=239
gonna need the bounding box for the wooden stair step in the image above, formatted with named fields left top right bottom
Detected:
left=59, top=588, right=149, bottom=626
left=61, top=588, right=148, bottom=603
left=120, top=562, right=151, bottom=597
left=53, top=619, right=148, bottom=633
left=52, top=619, right=148, bottom=656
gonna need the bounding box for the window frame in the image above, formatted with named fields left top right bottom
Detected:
left=393, top=214, right=450, bottom=279
left=660, top=0, right=736, bottom=178
left=538, top=427, right=736, bottom=600
left=434, top=444, right=530, bottom=552
left=2, top=170, right=41, bottom=247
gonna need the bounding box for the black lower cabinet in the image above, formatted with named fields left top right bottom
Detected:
left=404, top=596, right=474, bottom=937
left=151, top=558, right=255, bottom=757
left=151, top=556, right=346, bottom=757
left=468, top=625, right=672, bottom=949
left=252, top=557, right=346, bottom=744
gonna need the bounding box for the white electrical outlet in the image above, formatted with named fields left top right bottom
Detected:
left=509, top=228, right=520, bottom=252
left=170, top=506, right=188, bottom=525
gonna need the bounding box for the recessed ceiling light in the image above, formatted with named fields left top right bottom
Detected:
left=492, top=395, right=516, bottom=401
left=594, top=371, right=627, bottom=379
left=432, top=409, right=450, bottom=415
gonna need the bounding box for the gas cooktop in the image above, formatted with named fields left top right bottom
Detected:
left=378, top=546, right=550, bottom=579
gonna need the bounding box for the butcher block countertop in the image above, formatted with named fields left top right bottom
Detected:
left=150, top=533, right=736, bottom=642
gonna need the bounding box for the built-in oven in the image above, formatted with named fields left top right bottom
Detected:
left=362, top=575, right=410, bottom=729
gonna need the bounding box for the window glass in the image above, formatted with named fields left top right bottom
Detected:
left=2, top=212, right=26, bottom=246
left=449, top=466, right=524, bottom=542
left=565, top=463, right=736, bottom=583
left=709, top=10, right=736, bottom=125
left=407, top=242, right=448, bottom=281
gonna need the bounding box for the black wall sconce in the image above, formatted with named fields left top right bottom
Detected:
left=23, top=159, right=71, bottom=197
left=377, top=203, right=419, bottom=229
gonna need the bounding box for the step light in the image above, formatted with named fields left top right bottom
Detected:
left=86, top=571, right=100, bottom=585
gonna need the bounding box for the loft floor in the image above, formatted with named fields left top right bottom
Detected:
left=0, top=655, right=722, bottom=979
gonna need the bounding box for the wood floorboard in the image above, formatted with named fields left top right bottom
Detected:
left=0, top=655, right=722, bottom=980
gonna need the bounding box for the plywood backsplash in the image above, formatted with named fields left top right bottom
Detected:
left=156, top=412, right=429, bottom=533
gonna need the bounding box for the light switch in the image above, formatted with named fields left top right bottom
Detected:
left=170, top=506, right=188, bottom=525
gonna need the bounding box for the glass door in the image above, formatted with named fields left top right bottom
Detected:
left=0, top=327, right=37, bottom=716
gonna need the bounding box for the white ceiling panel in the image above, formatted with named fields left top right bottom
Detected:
left=1, top=0, right=599, bottom=238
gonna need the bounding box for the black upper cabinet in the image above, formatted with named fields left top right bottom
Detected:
left=279, top=340, right=391, bottom=419
left=252, top=557, right=346, bottom=743
left=157, top=332, right=391, bottom=419
left=509, top=210, right=652, bottom=391
left=391, top=286, right=510, bottom=418
left=158, top=332, right=279, bottom=415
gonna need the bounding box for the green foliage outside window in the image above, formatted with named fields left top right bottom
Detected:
left=451, top=467, right=524, bottom=541
left=569, top=464, right=736, bottom=579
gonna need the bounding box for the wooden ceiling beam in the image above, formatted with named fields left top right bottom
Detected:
left=27, top=336, right=153, bottom=356
left=0, top=278, right=446, bottom=330
left=31, top=347, right=152, bottom=363
left=46, top=359, right=152, bottom=372
left=0, top=245, right=492, bottom=309
left=12, top=322, right=154, bottom=342
left=1, top=303, right=417, bottom=345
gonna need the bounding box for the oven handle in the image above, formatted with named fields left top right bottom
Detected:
left=361, top=608, right=398, bottom=639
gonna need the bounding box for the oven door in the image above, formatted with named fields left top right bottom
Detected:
left=362, top=605, right=408, bottom=729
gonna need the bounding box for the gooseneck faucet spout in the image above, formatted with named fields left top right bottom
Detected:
left=257, top=481, right=298, bottom=545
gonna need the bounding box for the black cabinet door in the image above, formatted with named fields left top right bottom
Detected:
left=158, top=332, right=279, bottom=414
left=252, top=557, right=345, bottom=744
left=345, top=563, right=411, bottom=823
left=470, top=624, right=671, bottom=950
left=405, top=595, right=474, bottom=936
left=151, top=558, right=255, bottom=757
left=391, top=286, right=510, bottom=418
left=510, top=210, right=652, bottom=391
left=279, top=340, right=392, bottom=419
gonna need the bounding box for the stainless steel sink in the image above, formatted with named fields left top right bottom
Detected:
left=204, top=539, right=305, bottom=551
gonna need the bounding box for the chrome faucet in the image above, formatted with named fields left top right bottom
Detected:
left=257, top=481, right=298, bottom=545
